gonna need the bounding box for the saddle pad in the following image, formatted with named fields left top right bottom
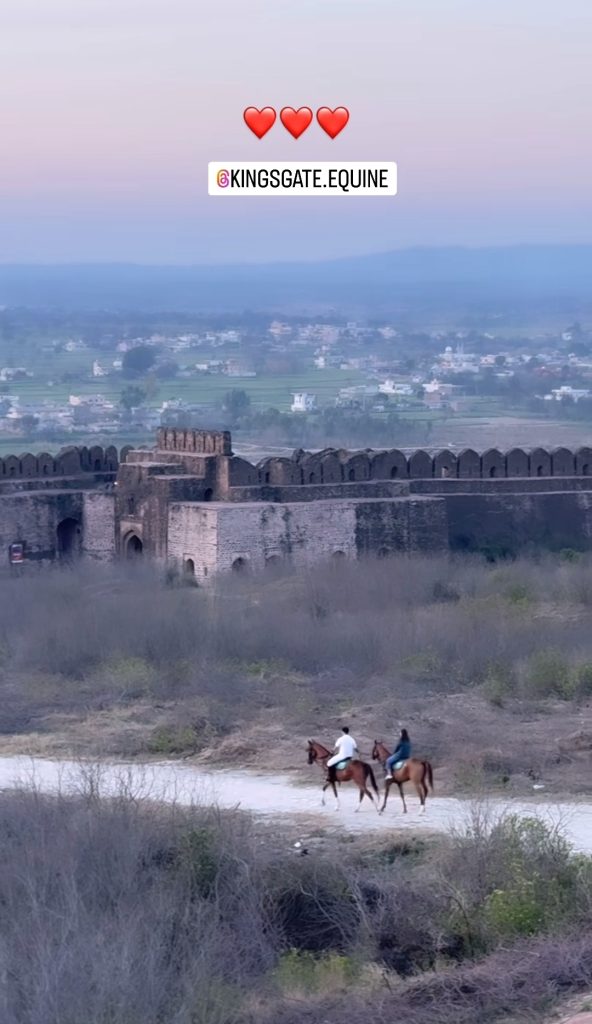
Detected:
left=336, top=759, right=350, bottom=770
left=394, top=760, right=405, bottom=770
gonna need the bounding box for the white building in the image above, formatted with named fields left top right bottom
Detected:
left=544, top=386, right=592, bottom=403
left=435, top=345, right=480, bottom=375
left=378, top=379, right=414, bottom=397
left=291, top=392, right=317, bottom=413
left=269, top=321, right=292, bottom=337
left=0, top=367, right=30, bottom=381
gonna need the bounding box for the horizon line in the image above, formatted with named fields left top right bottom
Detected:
left=1, top=241, right=592, bottom=271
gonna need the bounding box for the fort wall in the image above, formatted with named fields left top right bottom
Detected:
left=0, top=444, right=119, bottom=483
left=82, top=492, right=117, bottom=562
left=167, top=495, right=450, bottom=578
left=256, top=445, right=592, bottom=485
left=445, top=491, right=592, bottom=554
left=0, top=490, right=86, bottom=563
left=156, top=427, right=232, bottom=455
left=1, top=431, right=592, bottom=572
left=167, top=500, right=359, bottom=578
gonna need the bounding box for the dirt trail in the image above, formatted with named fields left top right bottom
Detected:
left=1, top=755, right=592, bottom=850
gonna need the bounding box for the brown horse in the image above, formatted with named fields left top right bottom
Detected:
left=307, top=740, right=380, bottom=812
left=371, top=740, right=434, bottom=815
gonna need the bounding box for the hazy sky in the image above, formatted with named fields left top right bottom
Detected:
left=0, top=0, right=591, bottom=263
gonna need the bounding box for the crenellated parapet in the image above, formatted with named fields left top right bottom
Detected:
left=3, top=436, right=590, bottom=485
left=255, top=445, right=592, bottom=484
left=156, top=427, right=232, bottom=456
left=0, top=444, right=121, bottom=480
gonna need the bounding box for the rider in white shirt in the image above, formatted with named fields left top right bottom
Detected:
left=327, top=726, right=358, bottom=768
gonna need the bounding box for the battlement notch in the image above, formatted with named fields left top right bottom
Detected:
left=156, top=428, right=232, bottom=456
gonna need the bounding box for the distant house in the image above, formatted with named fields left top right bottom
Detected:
left=269, top=321, right=292, bottom=338
left=378, top=379, right=414, bottom=397
left=0, top=367, right=31, bottom=382
left=291, top=392, right=317, bottom=413
left=225, top=359, right=256, bottom=377
left=544, top=386, right=592, bottom=403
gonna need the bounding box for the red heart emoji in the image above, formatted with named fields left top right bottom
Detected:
left=280, top=106, right=313, bottom=139
left=316, top=106, right=349, bottom=139
left=243, top=107, right=276, bottom=139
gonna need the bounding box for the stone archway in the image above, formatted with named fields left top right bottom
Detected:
left=57, top=518, right=81, bottom=559
left=125, top=533, right=143, bottom=557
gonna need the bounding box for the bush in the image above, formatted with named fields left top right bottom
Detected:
left=1, top=785, right=592, bottom=1024
left=440, top=815, right=579, bottom=952
left=485, top=877, right=547, bottom=936
left=522, top=649, right=574, bottom=698
left=575, top=662, right=592, bottom=697
left=273, top=950, right=360, bottom=995
left=147, top=725, right=206, bottom=755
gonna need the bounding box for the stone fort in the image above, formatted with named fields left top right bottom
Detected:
left=1, top=428, right=592, bottom=578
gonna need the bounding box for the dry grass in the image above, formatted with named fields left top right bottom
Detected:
left=1, top=555, right=592, bottom=792
left=1, top=784, right=592, bottom=1023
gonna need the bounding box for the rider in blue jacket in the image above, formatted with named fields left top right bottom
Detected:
left=385, top=728, right=411, bottom=780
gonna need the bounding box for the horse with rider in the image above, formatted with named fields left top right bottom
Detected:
left=307, top=726, right=434, bottom=815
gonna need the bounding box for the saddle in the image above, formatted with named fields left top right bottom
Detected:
left=335, top=758, right=352, bottom=771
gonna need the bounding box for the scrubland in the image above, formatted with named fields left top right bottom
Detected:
left=2, top=555, right=592, bottom=1021
left=1, top=553, right=592, bottom=793
left=1, top=780, right=592, bottom=1023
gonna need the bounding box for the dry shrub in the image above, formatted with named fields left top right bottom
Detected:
left=0, top=785, right=275, bottom=1024
left=1, top=784, right=592, bottom=1024
left=1, top=554, right=592, bottom=740
left=250, top=934, right=592, bottom=1024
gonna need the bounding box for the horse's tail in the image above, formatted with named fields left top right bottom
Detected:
left=366, top=762, right=379, bottom=795
left=425, top=760, right=434, bottom=793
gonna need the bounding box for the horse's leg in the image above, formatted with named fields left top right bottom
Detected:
left=421, top=766, right=429, bottom=811
left=321, top=780, right=329, bottom=806
left=363, top=785, right=379, bottom=813
left=398, top=782, right=407, bottom=814
left=331, top=777, right=340, bottom=810
left=379, top=780, right=390, bottom=814
left=356, top=780, right=376, bottom=813
left=414, top=781, right=425, bottom=812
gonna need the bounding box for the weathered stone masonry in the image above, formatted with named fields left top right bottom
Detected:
left=1, top=430, right=592, bottom=576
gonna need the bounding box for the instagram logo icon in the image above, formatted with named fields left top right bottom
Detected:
left=216, top=168, right=230, bottom=188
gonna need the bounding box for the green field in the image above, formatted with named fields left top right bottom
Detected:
left=2, top=368, right=367, bottom=412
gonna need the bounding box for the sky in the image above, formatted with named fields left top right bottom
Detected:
left=0, top=0, right=591, bottom=263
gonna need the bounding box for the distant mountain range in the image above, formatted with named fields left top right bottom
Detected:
left=0, top=245, right=591, bottom=314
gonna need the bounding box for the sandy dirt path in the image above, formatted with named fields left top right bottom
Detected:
left=1, top=755, right=591, bottom=850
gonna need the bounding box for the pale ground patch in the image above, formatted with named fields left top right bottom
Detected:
left=2, top=755, right=592, bottom=852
